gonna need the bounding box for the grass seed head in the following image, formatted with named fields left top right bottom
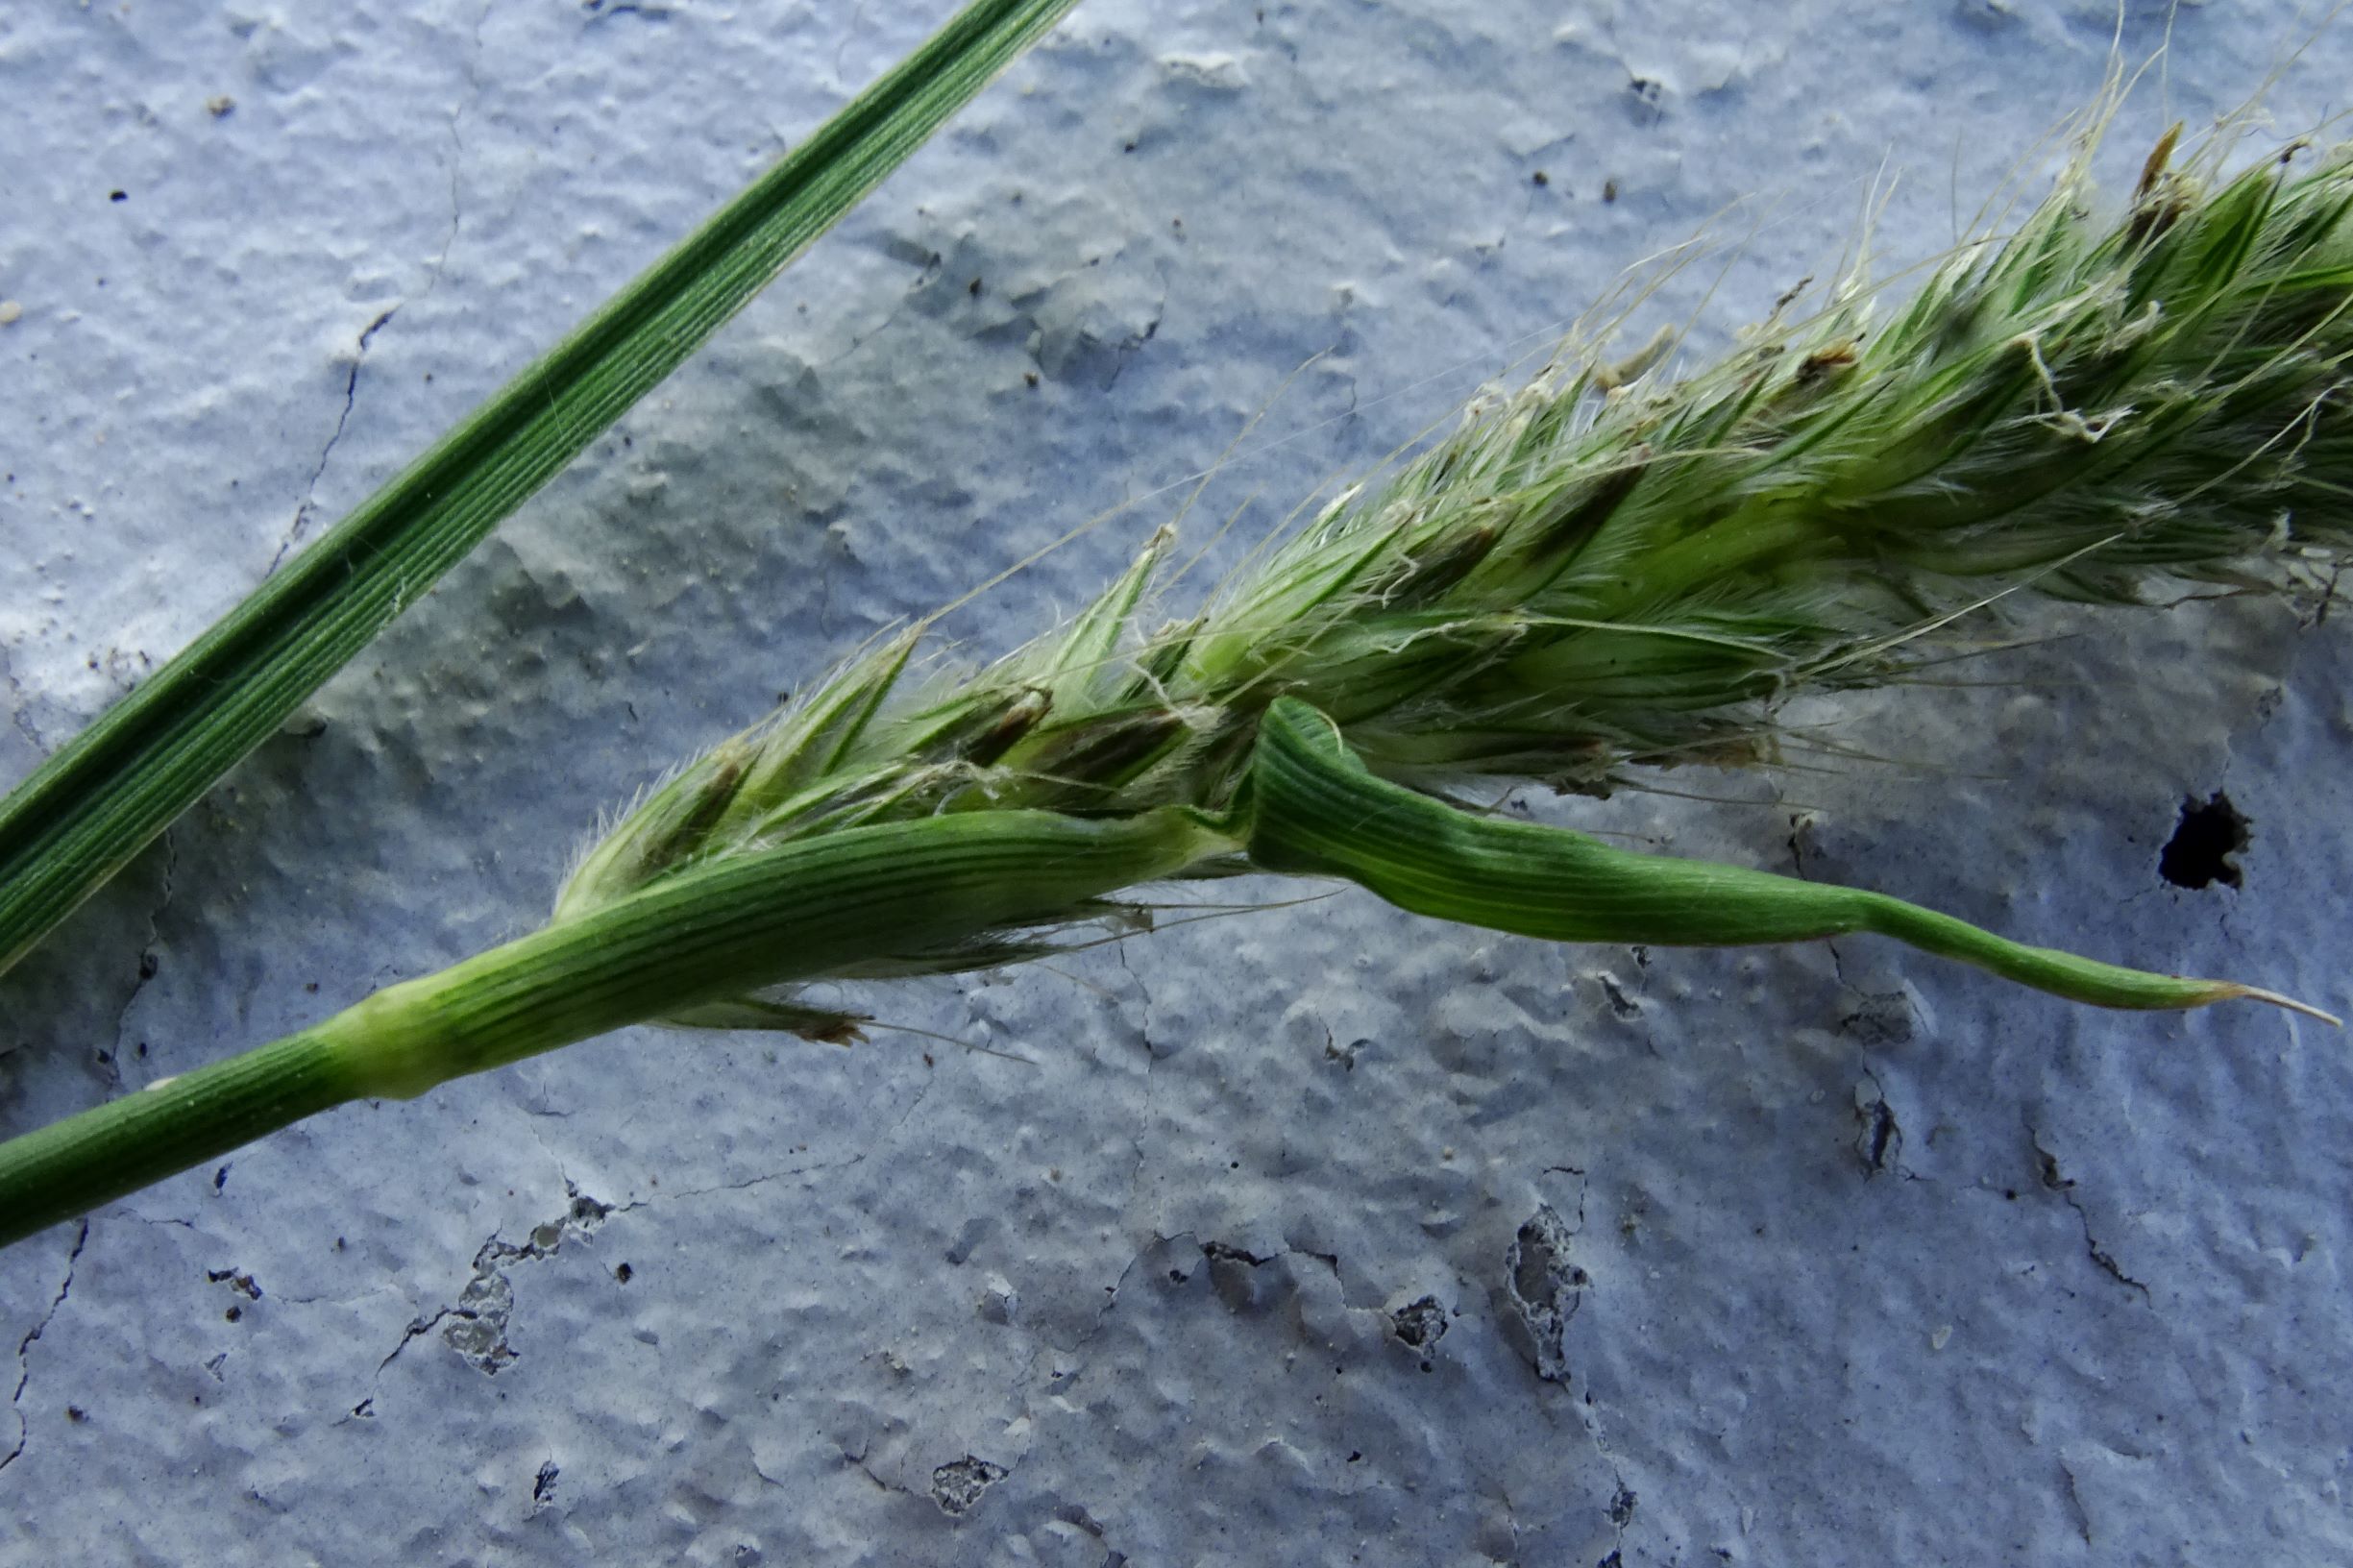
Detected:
left=564, top=113, right=2353, bottom=996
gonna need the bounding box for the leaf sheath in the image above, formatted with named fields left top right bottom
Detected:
left=0, top=800, right=1228, bottom=1247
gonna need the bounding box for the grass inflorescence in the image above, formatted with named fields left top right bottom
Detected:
left=559, top=110, right=2353, bottom=1020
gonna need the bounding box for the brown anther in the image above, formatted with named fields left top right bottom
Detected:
left=1022, top=708, right=1192, bottom=801
left=1371, top=521, right=1505, bottom=608
left=963, top=688, right=1053, bottom=767
left=794, top=1014, right=870, bottom=1047
left=2135, top=123, right=2183, bottom=205
left=1794, top=340, right=1859, bottom=385
left=634, top=739, right=752, bottom=877
left=2125, top=122, right=2192, bottom=247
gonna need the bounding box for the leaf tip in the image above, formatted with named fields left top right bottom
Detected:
left=2207, top=981, right=2341, bottom=1026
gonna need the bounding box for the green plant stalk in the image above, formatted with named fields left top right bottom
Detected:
left=0, top=803, right=1231, bottom=1247
left=0, top=0, right=1085, bottom=980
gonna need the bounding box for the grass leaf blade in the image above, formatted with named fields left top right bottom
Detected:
left=0, top=0, right=1084, bottom=977
left=1246, top=698, right=2329, bottom=1019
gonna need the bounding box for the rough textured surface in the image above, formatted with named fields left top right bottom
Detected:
left=3, top=2, right=2350, bottom=1562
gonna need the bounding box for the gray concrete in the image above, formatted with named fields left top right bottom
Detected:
left=2, top=1, right=2348, bottom=1562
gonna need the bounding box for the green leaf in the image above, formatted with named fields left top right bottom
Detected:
left=0, top=0, right=1085, bottom=977
left=1245, top=698, right=2333, bottom=1020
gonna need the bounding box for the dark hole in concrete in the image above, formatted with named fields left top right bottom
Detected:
left=2160, top=792, right=2251, bottom=890
left=1390, top=1296, right=1448, bottom=1351
left=930, top=1456, right=1008, bottom=1517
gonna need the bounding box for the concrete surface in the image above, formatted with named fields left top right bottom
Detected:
left=2, top=1, right=2349, bottom=1562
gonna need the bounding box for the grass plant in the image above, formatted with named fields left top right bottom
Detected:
left=2, top=102, right=2348, bottom=1248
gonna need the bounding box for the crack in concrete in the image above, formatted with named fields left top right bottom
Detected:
left=268, top=306, right=403, bottom=575
left=2059, top=1458, right=2096, bottom=1545
left=272, top=0, right=479, bottom=619
left=1853, top=1066, right=1908, bottom=1179
left=1507, top=1168, right=1640, bottom=1560
left=1599, top=1473, right=1639, bottom=1565
left=1113, top=944, right=1159, bottom=1223
left=1492, top=1484, right=1522, bottom=1567
left=374, top=1305, right=453, bottom=1377
left=1, top=1218, right=88, bottom=1473
left=377, top=1181, right=615, bottom=1377
left=431, top=0, right=494, bottom=299
left=2025, top=1123, right=2152, bottom=1304
left=1095, top=265, right=1168, bottom=394
left=8, top=702, right=43, bottom=757
left=1581, top=1411, right=1637, bottom=1567
left=518, top=1113, right=571, bottom=1189
left=1789, top=810, right=1925, bottom=1053
left=831, top=0, right=877, bottom=93
left=1786, top=809, right=1855, bottom=985
left=369, top=1067, right=944, bottom=1385
left=1070, top=1229, right=1181, bottom=1357
left=852, top=1455, right=906, bottom=1499
left=580, top=0, right=674, bottom=25
left=808, top=277, right=920, bottom=375
left=103, top=827, right=177, bottom=1095
left=1505, top=1198, right=1590, bottom=1384
left=276, top=1282, right=399, bottom=1311
left=1593, top=945, right=1660, bottom=1055
left=1538, top=1162, right=1590, bottom=1237
left=1, top=649, right=49, bottom=756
